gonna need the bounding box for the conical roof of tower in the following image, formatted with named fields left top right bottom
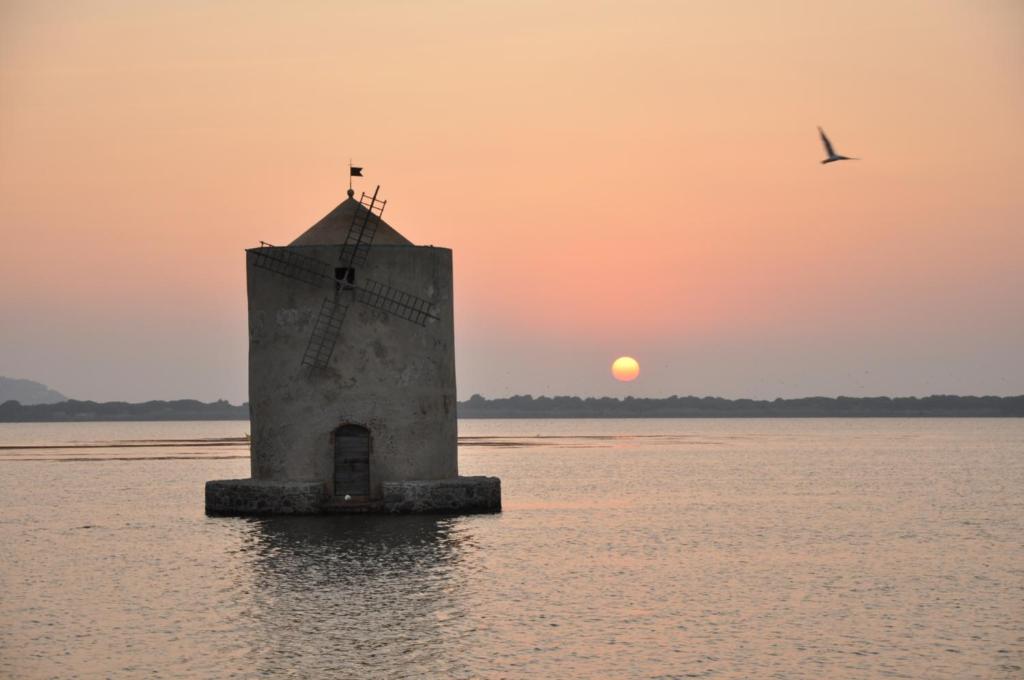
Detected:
left=289, top=191, right=413, bottom=247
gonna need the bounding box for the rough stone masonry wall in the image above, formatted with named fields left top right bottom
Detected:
left=206, top=479, right=326, bottom=515
left=206, top=476, right=501, bottom=515
left=382, top=476, right=501, bottom=514
left=246, top=244, right=458, bottom=495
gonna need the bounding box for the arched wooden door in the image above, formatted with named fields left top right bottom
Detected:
left=333, top=425, right=370, bottom=498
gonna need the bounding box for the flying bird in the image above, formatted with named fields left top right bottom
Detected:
left=818, top=126, right=858, bottom=164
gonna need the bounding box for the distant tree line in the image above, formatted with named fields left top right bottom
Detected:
left=2, top=395, right=1022, bottom=422
left=457, top=394, right=1024, bottom=418
left=0, top=399, right=249, bottom=422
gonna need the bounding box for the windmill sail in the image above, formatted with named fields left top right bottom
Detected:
left=252, top=243, right=333, bottom=288
left=356, top=279, right=439, bottom=326
left=339, top=187, right=387, bottom=268
left=302, top=297, right=351, bottom=368
left=254, top=186, right=438, bottom=372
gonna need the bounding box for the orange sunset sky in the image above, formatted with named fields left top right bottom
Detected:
left=1, top=1, right=1022, bottom=403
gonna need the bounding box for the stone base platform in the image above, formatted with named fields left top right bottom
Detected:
left=381, top=476, right=501, bottom=514
left=205, top=479, right=327, bottom=515
left=205, top=476, right=501, bottom=516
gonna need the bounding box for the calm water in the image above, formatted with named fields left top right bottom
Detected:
left=1, top=419, right=1022, bottom=679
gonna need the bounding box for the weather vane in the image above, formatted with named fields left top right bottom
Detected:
left=348, top=160, right=363, bottom=196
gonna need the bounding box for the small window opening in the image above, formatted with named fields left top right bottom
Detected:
left=335, top=267, right=356, bottom=286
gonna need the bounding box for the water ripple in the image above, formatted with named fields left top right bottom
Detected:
left=1, top=418, right=1022, bottom=678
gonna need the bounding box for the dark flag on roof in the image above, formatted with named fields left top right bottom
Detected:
left=350, top=166, right=363, bottom=177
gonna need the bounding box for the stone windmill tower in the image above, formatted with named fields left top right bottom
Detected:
left=206, top=179, right=500, bottom=515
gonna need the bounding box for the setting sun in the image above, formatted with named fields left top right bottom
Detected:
left=611, top=356, right=640, bottom=382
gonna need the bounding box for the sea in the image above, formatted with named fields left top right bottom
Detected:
left=0, top=418, right=1021, bottom=679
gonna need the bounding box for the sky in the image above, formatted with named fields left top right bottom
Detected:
left=1, top=0, right=1022, bottom=403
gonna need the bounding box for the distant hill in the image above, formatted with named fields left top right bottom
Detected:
left=0, top=399, right=248, bottom=422
left=457, top=394, right=1024, bottom=418
left=0, top=377, right=67, bottom=405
